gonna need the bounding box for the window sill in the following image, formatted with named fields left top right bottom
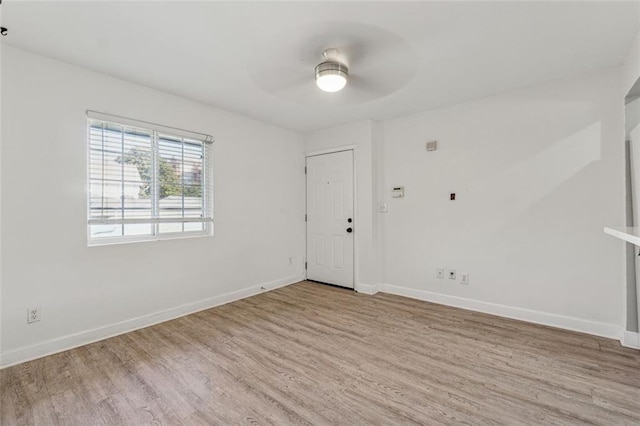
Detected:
left=87, top=230, right=213, bottom=247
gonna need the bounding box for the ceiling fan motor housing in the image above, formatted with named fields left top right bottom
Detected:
left=314, top=61, right=349, bottom=80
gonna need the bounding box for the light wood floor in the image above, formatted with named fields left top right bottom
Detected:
left=2, top=281, right=640, bottom=425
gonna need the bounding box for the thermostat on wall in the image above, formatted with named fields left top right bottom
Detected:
left=391, top=186, right=404, bottom=198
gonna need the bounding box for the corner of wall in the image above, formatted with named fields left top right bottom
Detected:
left=355, top=283, right=379, bottom=295
left=622, top=330, right=640, bottom=349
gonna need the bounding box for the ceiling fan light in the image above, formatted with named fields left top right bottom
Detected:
left=315, top=61, right=348, bottom=92
left=316, top=74, right=347, bottom=92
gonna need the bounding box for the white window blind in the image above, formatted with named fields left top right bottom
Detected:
left=87, top=111, right=213, bottom=245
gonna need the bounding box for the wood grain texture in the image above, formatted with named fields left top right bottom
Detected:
left=1, top=281, right=639, bottom=425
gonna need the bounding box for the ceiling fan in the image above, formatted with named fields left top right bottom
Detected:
left=315, top=48, right=349, bottom=93
left=246, top=21, right=417, bottom=104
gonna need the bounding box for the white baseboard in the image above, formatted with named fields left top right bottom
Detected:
left=380, top=283, right=622, bottom=340
left=622, top=331, right=640, bottom=349
left=355, top=282, right=379, bottom=295
left=0, top=274, right=304, bottom=369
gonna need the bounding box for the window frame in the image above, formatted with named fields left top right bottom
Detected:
left=86, top=111, right=213, bottom=246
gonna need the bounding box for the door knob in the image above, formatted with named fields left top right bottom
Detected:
left=346, top=227, right=353, bottom=233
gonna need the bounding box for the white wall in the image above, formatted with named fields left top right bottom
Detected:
left=623, top=28, right=640, bottom=339
left=623, top=31, right=640, bottom=97
left=379, top=69, right=625, bottom=337
left=303, top=70, right=626, bottom=338
left=0, top=44, right=4, bottom=364
left=0, top=46, right=306, bottom=367
left=304, top=120, right=379, bottom=293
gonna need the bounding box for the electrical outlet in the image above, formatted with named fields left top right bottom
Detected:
left=27, top=307, right=41, bottom=324
left=436, top=268, right=444, bottom=279
left=448, top=269, right=456, bottom=280
left=461, top=273, right=469, bottom=285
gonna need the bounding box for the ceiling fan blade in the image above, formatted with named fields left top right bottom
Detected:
left=347, top=76, right=388, bottom=97
left=252, top=71, right=310, bottom=95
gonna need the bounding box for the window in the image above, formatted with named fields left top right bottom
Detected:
left=87, top=111, right=213, bottom=245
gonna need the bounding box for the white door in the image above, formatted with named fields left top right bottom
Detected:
left=306, top=150, right=354, bottom=288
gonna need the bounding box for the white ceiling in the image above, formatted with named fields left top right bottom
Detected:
left=2, top=1, right=639, bottom=133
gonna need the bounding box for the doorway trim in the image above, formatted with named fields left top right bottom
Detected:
left=305, top=145, right=358, bottom=289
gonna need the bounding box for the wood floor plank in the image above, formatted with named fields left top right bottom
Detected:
left=1, top=281, right=639, bottom=425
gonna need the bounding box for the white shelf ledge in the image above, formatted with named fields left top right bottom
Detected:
left=604, top=227, right=640, bottom=246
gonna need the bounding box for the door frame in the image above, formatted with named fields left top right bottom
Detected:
left=305, top=145, right=358, bottom=288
